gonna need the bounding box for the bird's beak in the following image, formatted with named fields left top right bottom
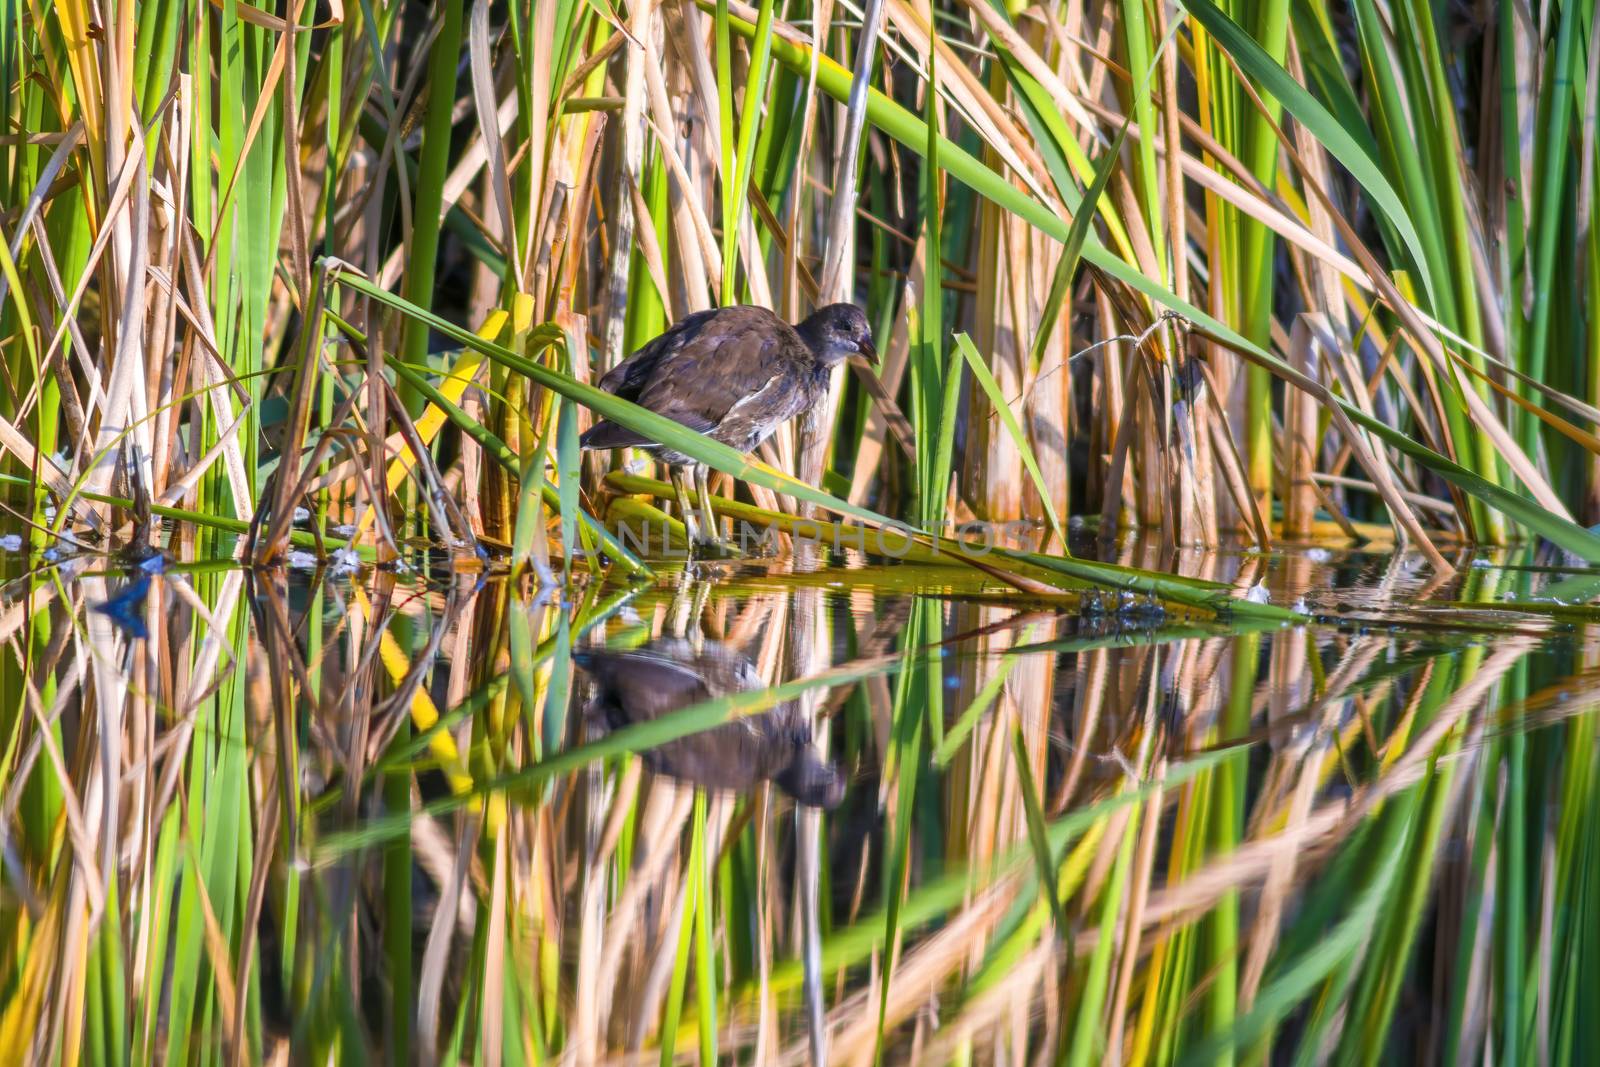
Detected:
left=857, top=337, right=879, bottom=365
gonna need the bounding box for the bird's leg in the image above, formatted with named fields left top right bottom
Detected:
left=693, top=464, right=737, bottom=556
left=670, top=467, right=701, bottom=549
left=687, top=579, right=711, bottom=642
left=688, top=463, right=736, bottom=559
left=668, top=568, right=696, bottom=636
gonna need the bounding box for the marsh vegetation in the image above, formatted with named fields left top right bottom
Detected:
left=4, top=0, right=1600, bottom=1061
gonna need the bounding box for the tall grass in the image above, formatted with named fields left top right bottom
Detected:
left=5, top=0, right=1600, bottom=565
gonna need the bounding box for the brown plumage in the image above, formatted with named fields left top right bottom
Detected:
left=573, top=639, right=846, bottom=809
left=580, top=303, right=876, bottom=547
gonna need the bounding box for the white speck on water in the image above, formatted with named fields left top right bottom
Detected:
left=329, top=546, right=362, bottom=576
left=1304, top=547, right=1331, bottom=563
left=331, top=524, right=356, bottom=538
left=287, top=550, right=319, bottom=571
left=1291, top=597, right=1310, bottom=615
left=1243, top=582, right=1270, bottom=604
left=1471, top=557, right=1493, bottom=568
left=293, top=507, right=311, bottom=525
left=0, top=534, right=21, bottom=552
left=624, top=458, right=651, bottom=475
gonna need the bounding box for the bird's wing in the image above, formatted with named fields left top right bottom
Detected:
left=594, top=308, right=722, bottom=401
left=632, top=312, right=801, bottom=432
left=583, top=311, right=726, bottom=449
left=573, top=647, right=714, bottom=719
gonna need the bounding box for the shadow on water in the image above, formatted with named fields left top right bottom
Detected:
left=3, top=538, right=1600, bottom=1062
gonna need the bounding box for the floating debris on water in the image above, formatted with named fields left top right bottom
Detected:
left=330, top=524, right=356, bottom=539
left=328, top=545, right=362, bottom=577
left=0, top=534, right=21, bottom=552
left=40, top=543, right=86, bottom=579
left=1075, top=588, right=1167, bottom=634
left=287, top=550, right=319, bottom=571
left=1304, top=547, right=1331, bottom=563
left=1243, top=582, right=1271, bottom=604
left=293, top=506, right=311, bottom=525
left=1119, top=591, right=1166, bottom=625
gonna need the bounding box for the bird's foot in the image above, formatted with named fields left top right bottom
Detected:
left=739, top=531, right=781, bottom=559
left=689, top=535, right=741, bottom=561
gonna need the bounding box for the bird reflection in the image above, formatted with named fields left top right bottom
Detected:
left=574, top=637, right=845, bottom=809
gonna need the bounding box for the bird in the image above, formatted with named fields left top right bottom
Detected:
left=579, top=303, right=877, bottom=551
left=573, top=638, right=847, bottom=809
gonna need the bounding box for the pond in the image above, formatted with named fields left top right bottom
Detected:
left=2, top=537, right=1596, bottom=1064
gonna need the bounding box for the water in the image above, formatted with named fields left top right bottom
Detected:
left=2, top=538, right=1597, bottom=1063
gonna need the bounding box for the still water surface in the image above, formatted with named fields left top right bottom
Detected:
left=3, top=538, right=1596, bottom=1063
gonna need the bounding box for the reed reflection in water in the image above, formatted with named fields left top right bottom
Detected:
left=1, top=547, right=1598, bottom=1063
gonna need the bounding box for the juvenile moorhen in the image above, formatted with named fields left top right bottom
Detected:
left=573, top=638, right=846, bottom=808
left=580, top=304, right=877, bottom=550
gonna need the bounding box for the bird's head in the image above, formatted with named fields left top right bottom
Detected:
left=798, top=303, right=878, bottom=366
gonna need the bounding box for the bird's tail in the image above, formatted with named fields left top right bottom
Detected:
left=578, top=421, right=653, bottom=451
left=774, top=751, right=847, bottom=810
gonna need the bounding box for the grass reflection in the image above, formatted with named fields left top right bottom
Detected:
left=1, top=549, right=1597, bottom=1063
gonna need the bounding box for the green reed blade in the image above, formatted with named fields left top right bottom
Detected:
left=1181, top=0, right=1438, bottom=312
left=956, top=333, right=1065, bottom=551
left=1010, top=721, right=1069, bottom=937
left=659, top=797, right=702, bottom=1066
left=397, top=0, right=465, bottom=414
